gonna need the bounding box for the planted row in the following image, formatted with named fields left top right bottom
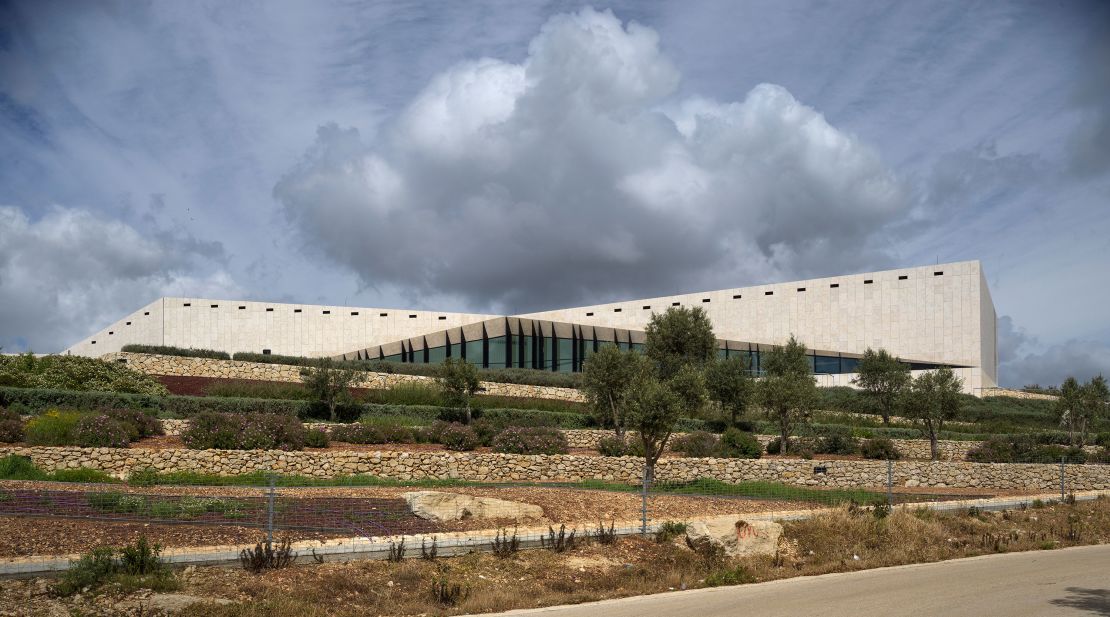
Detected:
left=0, top=407, right=163, bottom=448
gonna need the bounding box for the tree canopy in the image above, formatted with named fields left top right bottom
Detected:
left=644, top=306, right=716, bottom=379
left=755, top=335, right=817, bottom=455
left=900, top=366, right=963, bottom=460
left=853, top=348, right=911, bottom=424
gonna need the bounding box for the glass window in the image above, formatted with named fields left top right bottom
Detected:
left=717, top=348, right=728, bottom=360
left=841, top=357, right=860, bottom=374
left=522, top=335, right=534, bottom=369
left=488, top=336, right=507, bottom=368
left=465, top=338, right=484, bottom=366
left=449, top=342, right=462, bottom=359
left=382, top=353, right=402, bottom=363
left=428, top=345, right=446, bottom=364
left=815, top=355, right=840, bottom=374
left=410, top=347, right=425, bottom=364
left=557, top=338, right=574, bottom=372
left=630, top=343, right=644, bottom=353
left=618, top=341, right=630, bottom=352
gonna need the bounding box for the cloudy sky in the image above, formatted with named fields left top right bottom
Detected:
left=1, top=0, right=1107, bottom=387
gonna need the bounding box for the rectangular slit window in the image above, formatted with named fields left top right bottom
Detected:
left=586, top=312, right=594, bottom=316
left=864, top=279, right=873, bottom=284
left=322, top=310, right=331, bottom=314
left=702, top=298, right=710, bottom=303
left=765, top=291, right=773, bottom=296
left=672, top=302, right=680, bottom=306
left=614, top=308, right=622, bottom=312
left=108, top=331, right=113, bottom=335
left=125, top=322, right=131, bottom=325
left=210, top=304, right=218, bottom=308
left=898, top=275, right=908, bottom=280
left=265, top=308, right=273, bottom=312
left=262, top=349, right=271, bottom=355
left=351, top=311, right=359, bottom=316
left=183, top=303, right=191, bottom=307
left=797, top=287, right=806, bottom=292
left=409, top=314, right=417, bottom=318
left=91, top=341, right=96, bottom=344
left=380, top=313, right=388, bottom=317
left=238, top=306, right=246, bottom=310
left=294, top=309, right=302, bottom=313
left=830, top=283, right=839, bottom=288
left=934, top=271, right=943, bottom=276
left=642, top=305, right=651, bottom=310
left=143, top=312, right=150, bottom=316
left=438, top=316, right=447, bottom=320
left=733, top=294, right=741, bottom=299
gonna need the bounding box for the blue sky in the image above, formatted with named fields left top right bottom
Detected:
left=1, top=0, right=1107, bottom=387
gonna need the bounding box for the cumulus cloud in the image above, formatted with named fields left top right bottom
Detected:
left=275, top=8, right=907, bottom=312
left=997, top=315, right=1110, bottom=388
left=0, top=206, right=241, bottom=352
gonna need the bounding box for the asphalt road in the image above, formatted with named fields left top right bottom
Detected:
left=491, top=545, right=1110, bottom=617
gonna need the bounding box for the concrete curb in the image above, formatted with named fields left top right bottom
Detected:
left=1, top=489, right=1105, bottom=578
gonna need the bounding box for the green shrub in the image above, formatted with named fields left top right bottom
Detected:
left=654, top=521, right=687, bottom=543
left=812, top=426, right=860, bottom=455
left=73, top=414, right=132, bottom=448
left=304, top=428, right=330, bottom=448
left=102, top=408, right=163, bottom=439
left=121, top=345, right=230, bottom=360
left=765, top=437, right=782, bottom=454
left=50, top=468, right=118, bottom=483
left=0, top=408, right=24, bottom=443
left=716, top=428, right=762, bottom=459
left=597, top=436, right=634, bottom=457
left=0, top=354, right=167, bottom=395
left=491, top=426, right=569, bottom=455
left=52, top=537, right=176, bottom=597
left=0, top=454, right=48, bottom=480
left=183, top=412, right=306, bottom=450
left=128, top=467, right=159, bottom=486
left=51, top=547, right=116, bottom=596
left=860, top=438, right=902, bottom=460
left=705, top=565, right=756, bottom=587
left=437, top=423, right=479, bottom=451
left=330, top=423, right=385, bottom=444
left=24, top=410, right=84, bottom=446
left=671, top=431, right=719, bottom=457
left=203, top=380, right=311, bottom=400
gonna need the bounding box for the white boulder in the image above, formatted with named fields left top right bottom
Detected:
left=401, top=491, right=543, bottom=522
left=685, top=517, right=783, bottom=558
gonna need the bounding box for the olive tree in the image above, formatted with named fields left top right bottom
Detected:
left=581, top=344, right=649, bottom=438
left=755, top=335, right=817, bottom=455
left=705, top=355, right=752, bottom=427
left=644, top=306, right=716, bottom=379
left=900, top=366, right=963, bottom=460
left=625, top=374, right=684, bottom=486
left=852, top=348, right=911, bottom=424
left=437, top=357, right=482, bottom=424
left=300, top=358, right=359, bottom=422
left=1057, top=375, right=1109, bottom=446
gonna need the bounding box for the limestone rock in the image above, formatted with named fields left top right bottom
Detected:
left=685, top=517, right=783, bottom=558
left=401, top=491, right=543, bottom=522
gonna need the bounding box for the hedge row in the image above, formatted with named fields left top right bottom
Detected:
left=0, top=386, right=685, bottom=430
left=120, top=345, right=230, bottom=360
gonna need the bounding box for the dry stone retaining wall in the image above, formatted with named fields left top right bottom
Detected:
left=104, top=352, right=586, bottom=403
left=2, top=446, right=1107, bottom=491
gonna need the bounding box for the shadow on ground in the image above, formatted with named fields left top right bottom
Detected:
left=1050, top=587, right=1110, bottom=615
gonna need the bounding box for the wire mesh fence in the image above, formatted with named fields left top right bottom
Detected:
left=0, top=451, right=1100, bottom=575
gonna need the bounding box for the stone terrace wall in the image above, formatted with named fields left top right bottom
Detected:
left=981, top=388, right=1057, bottom=401
left=104, top=352, right=586, bottom=403
left=3, top=446, right=1107, bottom=491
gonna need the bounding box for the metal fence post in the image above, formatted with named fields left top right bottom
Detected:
left=1059, top=456, right=1066, bottom=502
left=640, top=465, right=648, bottom=536
left=267, top=474, right=276, bottom=546
left=887, top=459, right=894, bottom=507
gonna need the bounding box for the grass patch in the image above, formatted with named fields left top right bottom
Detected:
left=0, top=454, right=118, bottom=483
left=127, top=468, right=482, bottom=488
left=563, top=477, right=885, bottom=505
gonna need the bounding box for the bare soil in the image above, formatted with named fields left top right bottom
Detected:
left=1, top=498, right=1106, bottom=617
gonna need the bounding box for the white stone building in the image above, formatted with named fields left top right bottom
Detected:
left=64, top=260, right=997, bottom=394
